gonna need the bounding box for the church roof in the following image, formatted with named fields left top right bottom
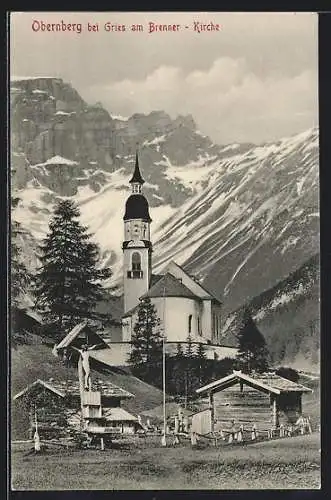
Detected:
left=141, top=272, right=199, bottom=300
left=166, top=261, right=222, bottom=304
left=129, top=152, right=145, bottom=184
left=122, top=304, right=139, bottom=319
left=149, top=274, right=163, bottom=287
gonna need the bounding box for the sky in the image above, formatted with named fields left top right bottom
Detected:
left=10, top=12, right=318, bottom=145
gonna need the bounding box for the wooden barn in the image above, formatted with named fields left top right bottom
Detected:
left=196, top=370, right=313, bottom=434
left=13, top=377, right=142, bottom=439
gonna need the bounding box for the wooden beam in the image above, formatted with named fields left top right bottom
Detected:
left=298, top=394, right=302, bottom=414
left=271, top=395, right=279, bottom=428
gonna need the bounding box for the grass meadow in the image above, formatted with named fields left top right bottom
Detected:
left=11, top=432, right=320, bottom=490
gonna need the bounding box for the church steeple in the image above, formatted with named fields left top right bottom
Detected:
left=129, top=152, right=145, bottom=193
left=122, top=152, right=153, bottom=316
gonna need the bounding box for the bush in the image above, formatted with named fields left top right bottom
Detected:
left=275, top=366, right=300, bottom=382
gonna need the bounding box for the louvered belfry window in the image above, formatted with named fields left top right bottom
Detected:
left=128, top=252, right=143, bottom=279
left=132, top=252, right=141, bottom=271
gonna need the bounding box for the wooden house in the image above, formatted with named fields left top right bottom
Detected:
left=196, top=370, right=313, bottom=433
left=13, top=376, right=142, bottom=439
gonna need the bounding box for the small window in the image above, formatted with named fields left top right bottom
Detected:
left=188, top=314, right=192, bottom=334
left=197, top=317, right=201, bottom=335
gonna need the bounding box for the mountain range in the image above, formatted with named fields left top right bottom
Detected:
left=11, top=77, right=320, bottom=367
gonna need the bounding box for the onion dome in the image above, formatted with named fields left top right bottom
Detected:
left=123, top=194, right=152, bottom=222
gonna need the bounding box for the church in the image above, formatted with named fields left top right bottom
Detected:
left=121, top=154, right=226, bottom=350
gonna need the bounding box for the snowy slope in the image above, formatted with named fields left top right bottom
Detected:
left=13, top=126, right=319, bottom=312
left=11, top=77, right=319, bottom=317
left=152, top=127, right=319, bottom=311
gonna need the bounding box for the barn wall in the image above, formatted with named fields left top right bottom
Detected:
left=122, top=424, right=135, bottom=434
left=213, top=382, right=272, bottom=430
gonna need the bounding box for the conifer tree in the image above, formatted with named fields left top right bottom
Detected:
left=196, top=342, right=207, bottom=386
left=183, top=335, right=197, bottom=402
left=236, top=308, right=269, bottom=373
left=33, top=199, right=112, bottom=338
left=128, top=297, right=162, bottom=365
left=170, top=342, right=185, bottom=395
left=185, top=334, right=195, bottom=357
left=176, top=342, right=184, bottom=357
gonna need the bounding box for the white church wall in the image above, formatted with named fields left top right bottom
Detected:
left=152, top=296, right=204, bottom=342
left=211, top=301, right=223, bottom=344
left=122, top=316, right=132, bottom=342
left=201, top=300, right=212, bottom=341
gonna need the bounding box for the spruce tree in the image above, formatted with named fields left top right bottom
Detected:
left=33, top=199, right=112, bottom=339
left=236, top=308, right=269, bottom=373
left=171, top=342, right=185, bottom=395
left=176, top=342, right=184, bottom=357
left=185, top=334, right=195, bottom=357
left=183, top=335, right=197, bottom=402
left=196, top=342, right=207, bottom=386
left=128, top=297, right=162, bottom=365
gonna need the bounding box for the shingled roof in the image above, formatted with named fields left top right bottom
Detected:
left=141, top=272, right=199, bottom=300
left=13, top=378, right=134, bottom=401
left=196, top=370, right=313, bottom=396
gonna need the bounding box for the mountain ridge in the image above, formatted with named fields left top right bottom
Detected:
left=11, top=77, right=319, bottom=366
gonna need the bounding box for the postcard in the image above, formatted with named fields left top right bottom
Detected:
left=10, top=11, right=320, bottom=491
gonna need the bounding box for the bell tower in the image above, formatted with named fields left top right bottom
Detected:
left=122, top=153, right=152, bottom=317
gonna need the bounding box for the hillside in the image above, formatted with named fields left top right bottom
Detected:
left=222, top=254, right=320, bottom=368
left=11, top=335, right=166, bottom=439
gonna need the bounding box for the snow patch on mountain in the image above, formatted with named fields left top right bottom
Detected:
left=165, top=161, right=216, bottom=190
left=143, top=135, right=166, bottom=147
left=33, top=156, right=79, bottom=167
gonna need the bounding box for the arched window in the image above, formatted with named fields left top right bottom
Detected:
left=188, top=314, right=193, bottom=334
left=132, top=252, right=141, bottom=271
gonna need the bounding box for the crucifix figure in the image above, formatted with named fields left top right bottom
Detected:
left=71, top=344, right=100, bottom=390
